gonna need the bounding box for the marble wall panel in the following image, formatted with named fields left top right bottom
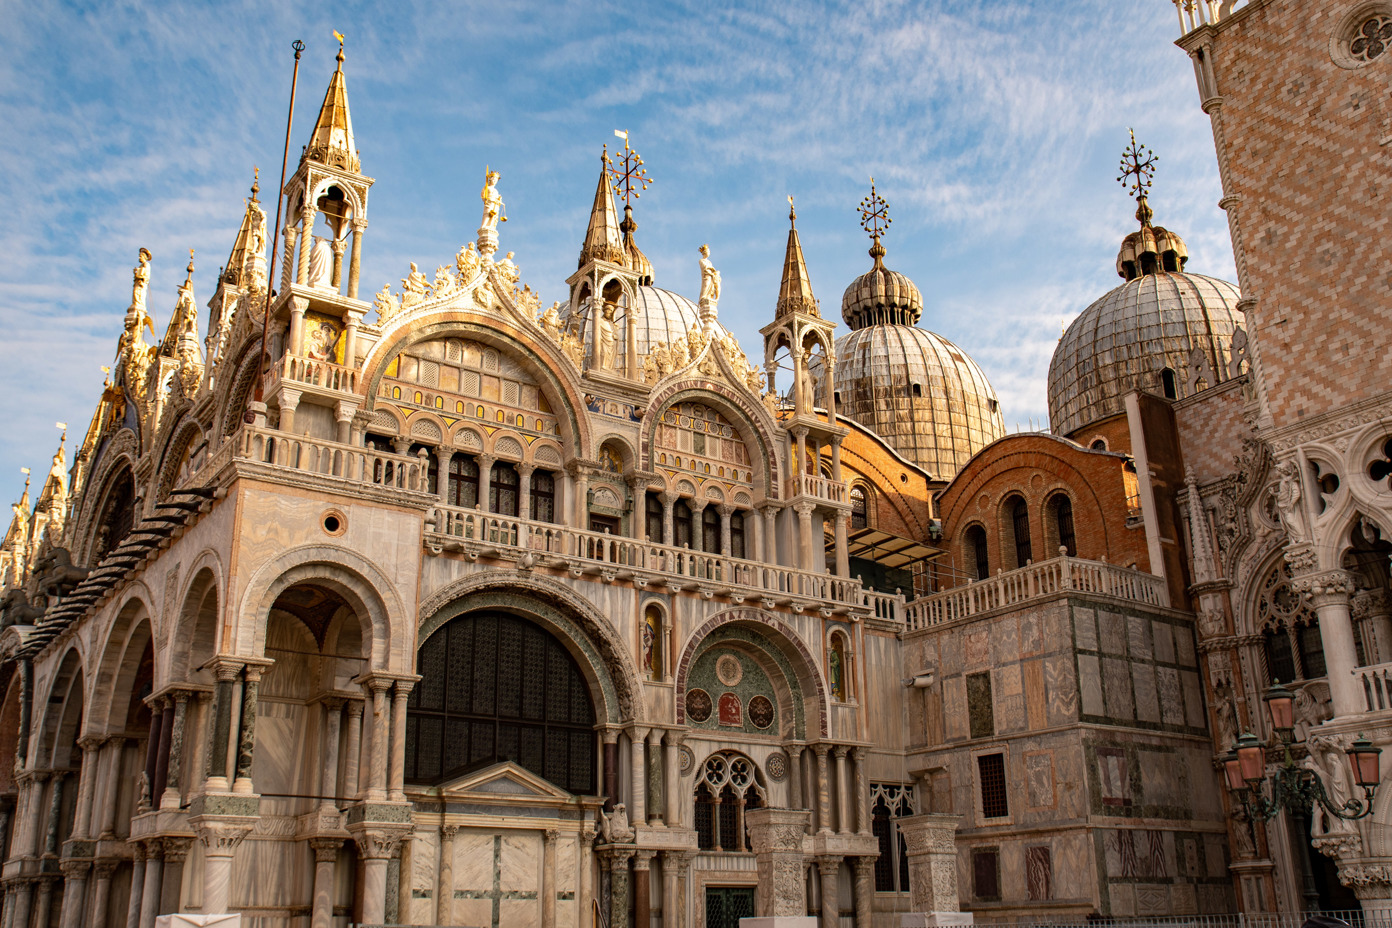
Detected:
left=965, top=629, right=990, bottom=670
left=1157, top=668, right=1184, bottom=727
left=1136, top=883, right=1171, bottom=915
left=455, top=831, right=495, bottom=894
left=1098, top=611, right=1126, bottom=655
left=500, top=832, right=540, bottom=892
left=1073, top=606, right=1097, bottom=651
left=230, top=837, right=305, bottom=909
left=1102, top=658, right=1135, bottom=720
left=1024, top=660, right=1047, bottom=730
left=996, top=665, right=1025, bottom=733
left=1054, top=831, right=1091, bottom=900
left=1181, top=671, right=1207, bottom=729
left=1024, top=751, right=1055, bottom=810
left=1045, top=655, right=1078, bottom=725
left=1127, top=615, right=1153, bottom=661
left=1020, top=611, right=1043, bottom=657
left=1153, top=621, right=1175, bottom=664
left=1175, top=627, right=1197, bottom=667
left=944, top=675, right=968, bottom=742
left=1109, top=881, right=1136, bottom=916
left=1204, top=833, right=1229, bottom=878
left=1077, top=655, right=1104, bottom=717
left=939, top=631, right=962, bottom=676
left=993, top=618, right=1020, bottom=666
left=253, top=700, right=311, bottom=796
left=1132, top=664, right=1160, bottom=723
left=1138, top=751, right=1183, bottom=809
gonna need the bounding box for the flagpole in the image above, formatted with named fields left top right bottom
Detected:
left=252, top=38, right=305, bottom=412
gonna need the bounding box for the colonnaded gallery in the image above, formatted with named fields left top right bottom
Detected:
left=3, top=1, right=1391, bottom=926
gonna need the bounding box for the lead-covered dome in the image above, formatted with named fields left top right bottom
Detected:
left=828, top=325, right=1005, bottom=480
left=560, top=285, right=732, bottom=367
left=1048, top=212, right=1242, bottom=438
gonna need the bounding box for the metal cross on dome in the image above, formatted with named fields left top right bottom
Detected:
left=1117, top=128, right=1158, bottom=201
left=859, top=178, right=891, bottom=242
left=607, top=129, right=652, bottom=209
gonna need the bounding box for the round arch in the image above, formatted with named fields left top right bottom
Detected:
left=675, top=608, right=829, bottom=738
left=417, top=571, right=642, bottom=724
left=35, top=648, right=85, bottom=769
left=87, top=595, right=155, bottom=737
left=237, top=544, right=406, bottom=673
left=641, top=383, right=781, bottom=503
left=71, top=431, right=139, bottom=567
left=361, top=316, right=592, bottom=460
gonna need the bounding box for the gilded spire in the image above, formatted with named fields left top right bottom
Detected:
left=304, top=39, right=359, bottom=172
left=162, top=250, right=200, bottom=354
left=223, top=168, right=269, bottom=287
left=776, top=196, right=819, bottom=318
left=579, top=147, right=625, bottom=268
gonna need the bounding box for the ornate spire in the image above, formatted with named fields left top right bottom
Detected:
left=776, top=196, right=819, bottom=318
left=304, top=39, right=359, bottom=172
left=222, top=168, right=269, bottom=287
left=578, top=147, right=624, bottom=268
left=608, top=131, right=654, bottom=286
left=163, top=250, right=199, bottom=352
left=1114, top=130, right=1188, bottom=280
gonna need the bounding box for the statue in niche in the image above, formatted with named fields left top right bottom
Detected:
left=698, top=243, right=721, bottom=309
left=1274, top=459, right=1306, bottom=541
left=401, top=263, right=429, bottom=308
left=479, top=169, right=505, bottom=234
left=307, top=236, right=334, bottom=290
left=829, top=640, right=845, bottom=700
left=594, top=302, right=618, bottom=371
left=642, top=610, right=659, bottom=679
left=374, top=284, right=400, bottom=322
left=796, top=349, right=818, bottom=414
left=599, top=803, right=634, bottom=844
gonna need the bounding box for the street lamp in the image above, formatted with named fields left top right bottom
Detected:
left=1221, top=681, right=1382, bottom=823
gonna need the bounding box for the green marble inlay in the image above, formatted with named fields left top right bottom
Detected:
left=687, top=626, right=802, bottom=737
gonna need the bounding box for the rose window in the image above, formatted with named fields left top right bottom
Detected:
left=1352, top=15, right=1392, bottom=62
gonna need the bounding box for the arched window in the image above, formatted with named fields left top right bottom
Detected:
left=491, top=462, right=519, bottom=516
left=871, top=783, right=914, bottom=892
left=1161, top=368, right=1177, bottom=400
left=702, top=506, right=721, bottom=554
left=674, top=501, right=693, bottom=548
left=694, top=753, right=766, bottom=851
left=1050, top=495, right=1076, bottom=557
left=1006, top=496, right=1032, bottom=568
left=730, top=512, right=746, bottom=559
left=1258, top=562, right=1327, bottom=683
left=1090, top=438, right=1107, bottom=451
left=448, top=454, right=479, bottom=508
left=405, top=611, right=596, bottom=792
left=93, top=466, right=136, bottom=560
left=965, top=524, right=989, bottom=581
left=642, top=604, right=663, bottom=681
left=530, top=470, right=555, bottom=523
left=646, top=494, right=664, bottom=543
left=850, top=486, right=869, bottom=530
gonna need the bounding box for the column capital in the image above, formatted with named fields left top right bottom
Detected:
left=632, top=848, right=656, bottom=869
left=345, top=699, right=366, bottom=719
left=812, top=743, right=830, bottom=759
left=192, top=817, right=255, bottom=858
left=833, top=509, right=850, bottom=526
left=161, top=837, right=193, bottom=864
left=93, top=859, right=120, bottom=879
left=1293, top=569, right=1357, bottom=603
left=601, top=727, right=620, bottom=745
left=630, top=724, right=649, bottom=742
left=793, top=501, right=817, bottom=518
left=440, top=824, right=460, bottom=839
left=832, top=744, right=850, bottom=759
left=351, top=826, right=410, bottom=861
left=76, top=736, right=103, bottom=754
left=208, top=657, right=246, bottom=682
left=544, top=828, right=560, bottom=844
left=309, top=837, right=343, bottom=863
left=58, top=858, right=91, bottom=878
left=815, top=855, right=843, bottom=876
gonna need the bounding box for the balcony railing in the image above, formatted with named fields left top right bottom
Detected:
left=1173, top=0, right=1251, bottom=36
left=426, top=504, right=875, bottom=613
left=1355, top=661, right=1392, bottom=713
left=904, top=555, right=1167, bottom=631
left=785, top=473, right=847, bottom=505
left=236, top=426, right=429, bottom=493
left=264, top=354, right=359, bottom=395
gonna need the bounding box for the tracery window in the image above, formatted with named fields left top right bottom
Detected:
left=850, top=486, right=869, bottom=530
left=405, top=611, right=596, bottom=793
left=694, top=752, right=766, bottom=851
left=1258, top=562, right=1331, bottom=682
left=870, top=783, right=914, bottom=892
left=1352, top=15, right=1392, bottom=62
left=531, top=470, right=555, bottom=523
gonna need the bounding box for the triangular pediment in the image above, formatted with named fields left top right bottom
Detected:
left=438, top=761, right=575, bottom=802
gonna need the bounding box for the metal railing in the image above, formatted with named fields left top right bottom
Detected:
left=904, top=554, right=1167, bottom=631
left=426, top=504, right=869, bottom=610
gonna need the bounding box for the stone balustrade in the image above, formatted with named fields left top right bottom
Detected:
left=236, top=426, right=429, bottom=493
left=265, top=353, right=359, bottom=395
left=784, top=472, right=847, bottom=505
left=904, top=554, right=1167, bottom=631
left=1173, top=0, right=1252, bottom=35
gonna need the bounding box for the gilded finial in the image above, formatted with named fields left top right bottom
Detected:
left=858, top=177, right=891, bottom=266
left=251, top=166, right=260, bottom=202
left=333, top=30, right=345, bottom=67
left=788, top=195, right=796, bottom=223
left=607, top=129, right=652, bottom=209
left=1117, top=129, right=1158, bottom=228
left=187, top=248, right=196, bottom=276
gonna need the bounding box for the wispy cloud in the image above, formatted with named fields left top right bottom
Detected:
left=0, top=0, right=1232, bottom=501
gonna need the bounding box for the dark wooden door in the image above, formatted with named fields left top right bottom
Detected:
left=705, top=887, right=755, bottom=928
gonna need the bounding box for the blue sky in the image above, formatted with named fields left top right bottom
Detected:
left=0, top=0, right=1232, bottom=506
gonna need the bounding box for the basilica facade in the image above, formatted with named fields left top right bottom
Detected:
left=1, top=1, right=1390, bottom=926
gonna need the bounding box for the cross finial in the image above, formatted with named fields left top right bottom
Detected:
left=1117, top=129, right=1158, bottom=226
left=607, top=130, right=652, bottom=209
left=858, top=178, right=891, bottom=264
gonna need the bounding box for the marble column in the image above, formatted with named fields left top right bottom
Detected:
left=34, top=877, right=56, bottom=928
left=98, top=738, right=125, bottom=839
left=142, top=707, right=162, bottom=806
left=280, top=221, right=298, bottom=291
left=579, top=825, right=595, bottom=928
left=646, top=730, right=663, bottom=824
left=542, top=829, right=559, bottom=928
left=344, top=700, right=364, bottom=799
left=519, top=464, right=535, bottom=522
left=602, top=730, right=620, bottom=812
left=661, top=851, right=681, bottom=928
left=718, top=504, right=733, bottom=556
left=834, top=511, right=851, bottom=579
left=851, top=748, right=872, bottom=836
left=813, top=745, right=832, bottom=835
left=390, top=679, right=414, bottom=802
left=434, top=448, right=452, bottom=503
left=72, top=739, right=101, bottom=838
left=436, top=825, right=458, bottom=926
left=335, top=400, right=358, bottom=448
left=347, top=220, right=366, bottom=298
left=319, top=698, right=344, bottom=810
left=690, top=501, right=708, bottom=554
left=88, top=860, right=118, bottom=928
left=354, top=831, right=403, bottom=927
left=295, top=206, right=314, bottom=285
left=898, top=813, right=965, bottom=916
left=162, top=840, right=190, bottom=914
left=830, top=438, right=844, bottom=482
left=853, top=857, right=874, bottom=928
left=478, top=454, right=496, bottom=513
left=763, top=506, right=779, bottom=564
left=232, top=666, right=263, bottom=794
left=365, top=678, right=392, bottom=801
left=123, top=844, right=145, bottom=928
left=44, top=773, right=65, bottom=856
left=573, top=467, right=591, bottom=527
left=816, top=857, right=841, bottom=928
left=204, top=661, right=241, bottom=791
left=288, top=296, right=309, bottom=358
left=795, top=502, right=817, bottom=573
left=633, top=850, right=654, bottom=928
left=663, top=733, right=680, bottom=827
left=161, top=693, right=189, bottom=809
left=58, top=860, right=91, bottom=928
left=604, top=848, right=635, bottom=928
left=662, top=493, right=676, bottom=547
left=194, top=821, right=252, bottom=914
left=310, top=838, right=341, bottom=928
left=330, top=237, right=346, bottom=291
left=1295, top=569, right=1362, bottom=717
left=787, top=744, right=804, bottom=812
left=137, top=841, right=163, bottom=928
left=833, top=746, right=851, bottom=834
left=630, top=728, right=648, bottom=823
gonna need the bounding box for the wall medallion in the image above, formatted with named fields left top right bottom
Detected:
left=766, top=751, right=788, bottom=781
left=748, top=694, right=774, bottom=730
left=686, top=688, right=712, bottom=723
left=716, top=653, right=744, bottom=687
left=718, top=692, right=743, bottom=727
left=679, top=744, right=696, bottom=775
